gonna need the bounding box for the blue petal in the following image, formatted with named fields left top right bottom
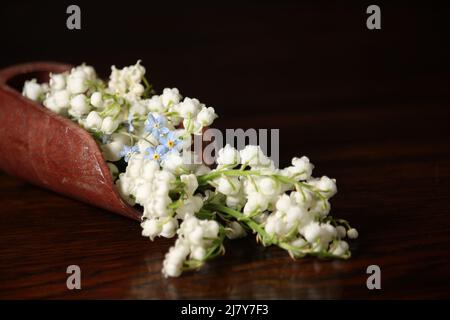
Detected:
left=146, top=113, right=156, bottom=125
left=131, top=145, right=139, bottom=153
left=155, top=115, right=167, bottom=126
left=156, top=145, right=169, bottom=155
left=145, top=146, right=155, bottom=157
left=173, top=139, right=183, bottom=150
left=159, top=127, right=170, bottom=136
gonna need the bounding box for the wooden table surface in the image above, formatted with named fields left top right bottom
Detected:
left=1, top=2, right=450, bottom=299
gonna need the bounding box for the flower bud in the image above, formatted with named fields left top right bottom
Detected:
left=107, top=162, right=119, bottom=179
left=161, top=88, right=181, bottom=107
left=160, top=219, right=178, bottom=238
left=336, top=226, right=347, bottom=238
left=347, top=228, right=359, bottom=239
left=23, top=79, right=44, bottom=101
left=131, top=83, right=145, bottom=96
left=101, top=116, right=119, bottom=134
left=189, top=226, right=204, bottom=246
left=191, top=246, right=206, bottom=261
left=178, top=97, right=201, bottom=118
left=225, top=221, right=246, bottom=240
left=90, top=91, right=103, bottom=108
left=101, top=140, right=125, bottom=162
left=141, top=219, right=161, bottom=240
left=217, top=144, right=240, bottom=166
left=49, top=73, right=66, bottom=90
left=85, top=111, right=103, bottom=130
left=70, top=94, right=90, bottom=117
left=67, top=75, right=88, bottom=94
left=196, top=106, right=217, bottom=126
left=53, top=90, right=70, bottom=108
left=330, top=240, right=349, bottom=256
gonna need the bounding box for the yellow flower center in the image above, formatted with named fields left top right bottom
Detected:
left=168, top=140, right=174, bottom=148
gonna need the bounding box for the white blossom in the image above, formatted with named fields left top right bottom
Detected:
left=22, top=61, right=358, bottom=278
left=162, top=215, right=220, bottom=277
left=336, top=225, right=347, bottom=238
left=162, top=240, right=190, bottom=277
left=177, top=97, right=202, bottom=119
left=239, top=145, right=272, bottom=168
left=85, top=111, right=103, bottom=130
left=101, top=116, right=120, bottom=134
left=67, top=68, right=89, bottom=94
left=161, top=152, right=185, bottom=173
left=347, top=228, right=359, bottom=239
left=243, top=192, right=268, bottom=216
left=69, top=94, right=90, bottom=118
left=52, top=90, right=71, bottom=109
left=195, top=164, right=211, bottom=176
left=90, top=91, right=103, bottom=108
left=180, top=174, right=198, bottom=197
left=196, top=106, right=217, bottom=126
left=108, top=61, right=145, bottom=95
left=49, top=73, right=66, bottom=91
left=162, top=88, right=182, bottom=107
left=226, top=193, right=246, bottom=209
left=141, top=218, right=161, bottom=240
left=216, top=176, right=241, bottom=196
left=281, top=156, right=314, bottom=180
left=225, top=221, right=247, bottom=239
left=257, top=176, right=280, bottom=198
left=101, top=133, right=131, bottom=161
left=146, top=95, right=164, bottom=113
left=302, top=222, right=337, bottom=252
left=160, top=218, right=179, bottom=238
left=216, top=144, right=240, bottom=167
left=175, top=195, right=203, bottom=219
left=330, top=240, right=349, bottom=256
left=308, top=176, right=337, bottom=198
left=107, top=162, right=119, bottom=179
left=23, top=79, right=46, bottom=101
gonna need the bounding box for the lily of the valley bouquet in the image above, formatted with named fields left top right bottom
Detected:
left=22, top=61, right=358, bottom=277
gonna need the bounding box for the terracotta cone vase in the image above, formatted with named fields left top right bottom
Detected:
left=0, top=62, right=141, bottom=220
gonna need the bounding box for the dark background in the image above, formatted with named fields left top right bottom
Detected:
left=2, top=1, right=450, bottom=166
left=1, top=1, right=450, bottom=299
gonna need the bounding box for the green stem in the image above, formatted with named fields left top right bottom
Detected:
left=205, top=203, right=274, bottom=245
left=142, top=76, right=155, bottom=98
left=198, top=168, right=326, bottom=204
left=182, top=224, right=226, bottom=272
left=273, top=174, right=328, bottom=203
left=197, top=169, right=260, bottom=185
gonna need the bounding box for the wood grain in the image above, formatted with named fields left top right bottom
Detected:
left=1, top=2, right=450, bottom=299
left=1, top=100, right=449, bottom=299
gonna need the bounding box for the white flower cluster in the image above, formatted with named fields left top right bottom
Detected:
left=23, top=61, right=216, bottom=174
left=207, top=144, right=355, bottom=259
left=23, top=61, right=357, bottom=278
left=163, top=215, right=221, bottom=277
left=22, top=79, right=48, bottom=102
left=108, top=61, right=146, bottom=96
